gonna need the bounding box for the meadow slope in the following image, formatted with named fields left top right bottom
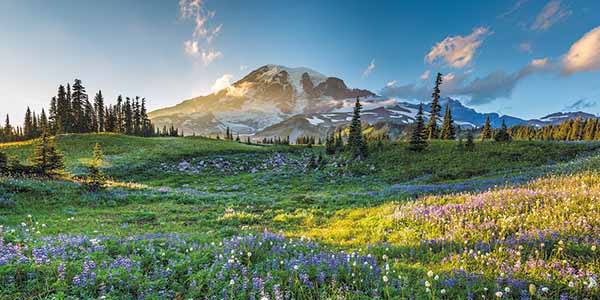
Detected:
left=1, top=135, right=600, bottom=299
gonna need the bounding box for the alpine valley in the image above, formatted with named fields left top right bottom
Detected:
left=149, top=65, right=597, bottom=140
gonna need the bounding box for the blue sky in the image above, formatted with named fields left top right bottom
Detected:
left=1, top=0, right=600, bottom=123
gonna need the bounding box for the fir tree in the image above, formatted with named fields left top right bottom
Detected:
left=30, top=133, right=64, bottom=177
left=481, top=116, right=493, bottom=141
left=71, top=79, right=88, bottom=132
left=335, top=129, right=344, bottom=153
left=494, top=120, right=511, bottom=142
left=426, top=73, right=443, bottom=139
left=347, top=97, right=367, bottom=159
left=408, top=104, right=428, bottom=151
left=0, top=151, right=7, bottom=174
left=465, top=130, right=475, bottom=151
left=94, top=91, right=105, bottom=132
left=440, top=104, right=455, bottom=140
left=24, top=107, right=33, bottom=139
left=84, top=143, right=106, bottom=192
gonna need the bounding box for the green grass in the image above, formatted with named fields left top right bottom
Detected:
left=2, top=135, right=600, bottom=299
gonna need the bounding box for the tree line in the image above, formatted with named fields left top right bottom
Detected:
left=0, top=79, right=176, bottom=143
left=510, top=117, right=600, bottom=141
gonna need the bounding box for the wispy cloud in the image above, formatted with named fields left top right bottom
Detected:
left=381, top=58, right=551, bottom=105
left=202, top=50, right=223, bottom=65
left=419, top=70, right=431, bottom=81
left=180, top=0, right=223, bottom=65
left=498, top=0, right=529, bottom=18
left=531, top=0, right=571, bottom=31
left=518, top=42, right=533, bottom=53
left=561, top=26, right=600, bottom=74
left=386, top=80, right=397, bottom=87
left=564, top=98, right=597, bottom=111
left=362, top=59, right=375, bottom=77
left=211, top=74, right=233, bottom=93
left=425, top=27, right=491, bottom=68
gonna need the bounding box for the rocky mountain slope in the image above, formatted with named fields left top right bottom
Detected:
left=150, top=65, right=597, bottom=139
left=149, top=65, right=373, bottom=135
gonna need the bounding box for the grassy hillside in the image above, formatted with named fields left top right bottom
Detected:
left=0, top=133, right=273, bottom=174
left=1, top=135, right=600, bottom=299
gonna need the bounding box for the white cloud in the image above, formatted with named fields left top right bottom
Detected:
left=183, top=40, right=199, bottom=56
left=420, top=70, right=431, bottom=81
left=382, top=57, right=550, bottom=105
left=179, top=0, right=223, bottom=65
left=386, top=80, right=397, bottom=87
left=561, top=26, right=600, bottom=74
left=202, top=50, right=223, bottom=65
left=531, top=0, right=571, bottom=31
left=363, top=59, right=375, bottom=77
left=425, top=27, right=491, bottom=68
left=211, top=74, right=234, bottom=93
left=240, top=64, right=248, bottom=71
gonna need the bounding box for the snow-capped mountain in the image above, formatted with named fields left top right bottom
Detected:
left=150, top=64, right=597, bottom=138
left=530, top=111, right=597, bottom=126
left=148, top=64, right=374, bottom=135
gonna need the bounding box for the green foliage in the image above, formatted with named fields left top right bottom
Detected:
left=30, top=134, right=64, bottom=177
left=480, top=116, right=493, bottom=141
left=440, top=104, right=456, bottom=140
left=347, top=97, right=368, bottom=159
left=426, top=72, right=443, bottom=139
left=494, top=119, right=512, bottom=142
left=408, top=104, right=428, bottom=152
left=82, top=143, right=106, bottom=192
left=465, top=130, right=475, bottom=151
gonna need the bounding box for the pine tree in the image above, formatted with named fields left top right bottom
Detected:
left=30, top=133, right=64, bottom=177
left=481, top=116, right=493, bottom=141
left=24, top=107, right=33, bottom=139
left=408, top=104, right=428, bottom=151
left=39, top=109, right=48, bottom=134
left=494, top=120, right=511, bottom=142
left=49, top=97, right=58, bottom=134
left=0, top=151, right=7, bottom=174
left=334, top=129, right=344, bottom=153
left=465, top=130, right=475, bottom=151
left=84, top=143, right=106, bottom=192
left=440, top=104, right=455, bottom=140
left=325, top=131, right=336, bottom=155
left=347, top=97, right=367, bottom=159
left=71, top=79, right=88, bottom=132
left=4, top=115, right=13, bottom=142
left=94, top=91, right=105, bottom=132
left=426, top=73, right=443, bottom=139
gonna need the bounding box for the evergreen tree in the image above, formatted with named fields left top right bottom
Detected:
left=325, top=131, right=336, bottom=155
left=24, top=107, right=33, bottom=139
left=440, top=104, right=455, bottom=140
left=84, top=143, right=106, bottom=192
left=39, top=109, right=48, bottom=134
left=0, top=151, right=7, bottom=174
left=408, top=104, right=428, bottom=151
left=71, top=79, right=88, bottom=132
left=494, top=119, right=511, bottom=142
left=94, top=91, right=105, bottom=132
left=465, top=130, right=475, bottom=151
left=347, top=97, right=367, bottom=159
left=4, top=115, right=13, bottom=142
left=481, top=116, right=493, bottom=141
left=426, top=73, right=443, bottom=139
left=30, top=133, right=64, bottom=177
left=335, top=129, right=344, bottom=153
left=49, top=97, right=58, bottom=134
